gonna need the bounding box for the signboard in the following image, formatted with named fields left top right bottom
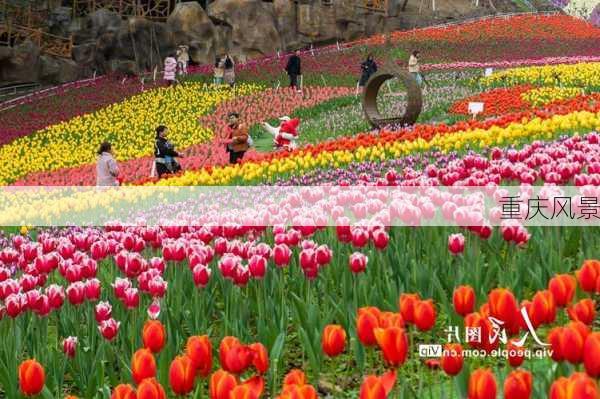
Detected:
left=484, top=68, right=493, bottom=77
left=468, top=102, right=484, bottom=117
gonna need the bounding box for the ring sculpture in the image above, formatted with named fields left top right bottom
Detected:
left=362, top=65, right=423, bottom=128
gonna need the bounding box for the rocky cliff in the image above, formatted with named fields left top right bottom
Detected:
left=1, top=0, right=554, bottom=86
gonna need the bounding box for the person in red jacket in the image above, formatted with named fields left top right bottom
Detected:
left=262, top=116, right=300, bottom=151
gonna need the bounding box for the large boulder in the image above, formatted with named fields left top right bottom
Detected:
left=208, top=0, right=282, bottom=58
left=0, top=41, right=41, bottom=84
left=273, top=0, right=299, bottom=50
left=39, top=55, right=81, bottom=83
left=167, top=1, right=217, bottom=65
left=72, top=9, right=123, bottom=45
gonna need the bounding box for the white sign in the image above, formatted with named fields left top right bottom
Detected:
left=468, top=102, right=484, bottom=116
left=484, top=68, right=493, bottom=77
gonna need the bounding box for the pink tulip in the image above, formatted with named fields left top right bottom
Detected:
left=192, top=264, right=211, bottom=287
left=122, top=287, right=140, bottom=309
left=66, top=282, right=86, bottom=306
left=273, top=244, right=292, bottom=267
left=448, top=233, right=465, bottom=255
left=248, top=255, right=267, bottom=279
left=63, top=336, right=78, bottom=358
left=99, top=318, right=120, bottom=341
left=95, top=301, right=112, bottom=323
left=349, top=252, right=368, bottom=274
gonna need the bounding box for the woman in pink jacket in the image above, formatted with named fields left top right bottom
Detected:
left=163, top=54, right=177, bottom=86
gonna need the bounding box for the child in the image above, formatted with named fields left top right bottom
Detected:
left=163, top=54, right=177, bottom=86
left=263, top=116, right=300, bottom=151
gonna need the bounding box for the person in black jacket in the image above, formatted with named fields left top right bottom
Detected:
left=285, top=50, right=302, bottom=90
left=359, top=54, right=378, bottom=89
left=154, top=125, right=182, bottom=178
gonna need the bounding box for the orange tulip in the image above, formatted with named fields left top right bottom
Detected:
left=229, top=376, right=264, bottom=399
left=507, top=339, right=525, bottom=368
left=576, top=259, right=600, bottom=293
left=169, top=355, right=196, bottom=395
left=479, top=302, right=490, bottom=318
left=529, top=290, right=556, bottom=327
left=131, top=348, right=157, bottom=385
left=378, top=312, right=404, bottom=329
left=359, top=370, right=396, bottom=399
left=210, top=369, right=238, bottom=399
left=374, top=327, right=408, bottom=367
left=283, top=369, right=307, bottom=386
left=142, top=320, right=166, bottom=354
left=584, top=332, right=600, bottom=378
left=488, top=288, right=520, bottom=335
left=65, top=396, right=78, bottom=399
left=186, top=335, right=213, bottom=377
left=356, top=307, right=381, bottom=346
left=249, top=342, right=269, bottom=374
left=549, top=372, right=599, bottom=399
left=398, top=293, right=420, bottom=324
left=453, top=285, right=476, bottom=317
left=277, top=383, right=318, bottom=399
left=567, top=299, right=596, bottom=325
left=414, top=299, right=436, bottom=331
left=504, top=369, right=532, bottom=399
left=111, top=383, right=136, bottom=399
left=468, top=368, right=497, bottom=399
left=321, top=324, right=346, bottom=357
left=440, top=343, right=463, bottom=376
left=219, top=336, right=253, bottom=374
left=18, top=359, right=45, bottom=396
left=464, top=312, right=498, bottom=353
left=137, top=378, right=166, bottom=399
left=563, top=322, right=589, bottom=364
left=548, top=274, right=576, bottom=307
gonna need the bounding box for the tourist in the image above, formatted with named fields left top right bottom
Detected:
left=176, top=45, right=189, bottom=76
left=224, top=112, right=249, bottom=164
left=213, top=56, right=225, bottom=85
left=262, top=116, right=300, bottom=151
left=223, top=54, right=235, bottom=87
left=285, top=50, right=302, bottom=91
left=96, top=141, right=119, bottom=186
left=408, top=50, right=423, bottom=86
left=154, top=125, right=182, bottom=177
left=359, top=53, right=378, bottom=89
left=163, top=54, right=178, bottom=86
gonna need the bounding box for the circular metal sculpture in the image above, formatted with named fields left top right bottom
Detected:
left=362, top=65, right=423, bottom=128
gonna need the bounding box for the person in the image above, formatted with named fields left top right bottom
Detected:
left=154, top=125, right=182, bottom=177
left=285, top=50, right=302, bottom=91
left=223, top=54, right=235, bottom=87
left=176, top=45, right=189, bottom=76
left=262, top=116, right=300, bottom=151
left=163, top=54, right=177, bottom=86
left=213, top=56, right=225, bottom=85
left=359, top=54, right=378, bottom=89
left=96, top=141, right=120, bottom=186
left=224, top=112, right=249, bottom=164
left=408, top=50, right=423, bottom=86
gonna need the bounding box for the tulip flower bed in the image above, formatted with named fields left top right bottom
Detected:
left=0, top=220, right=599, bottom=398
left=480, top=62, right=600, bottom=88
left=0, top=83, right=263, bottom=185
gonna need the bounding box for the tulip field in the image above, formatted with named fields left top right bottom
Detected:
left=1, top=12, right=600, bottom=399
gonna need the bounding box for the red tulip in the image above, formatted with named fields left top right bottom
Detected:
left=448, top=233, right=465, bottom=255
left=507, top=339, right=525, bottom=367
left=453, top=285, right=476, bottom=317
left=169, top=355, right=196, bottom=395
left=398, top=293, right=420, bottom=324
left=374, top=327, right=408, bottom=367
left=248, top=255, right=267, bottom=279
left=99, top=318, right=120, bottom=341
left=142, top=320, right=166, bottom=354
left=583, top=332, right=600, bottom=378
left=567, top=299, right=595, bottom=325
left=249, top=342, right=269, bottom=374
left=219, top=336, right=253, bottom=374
left=95, top=301, right=112, bottom=323
left=283, top=369, right=307, bottom=386
left=468, top=368, right=497, bottom=399
left=111, top=384, right=136, bottom=399
left=273, top=244, right=292, bottom=267
left=209, top=369, right=238, bottom=399
left=277, top=383, right=318, bottom=399
left=192, top=265, right=212, bottom=287
left=357, top=307, right=381, bottom=346
left=315, top=244, right=332, bottom=265
left=62, top=336, right=78, bottom=358
left=186, top=335, right=213, bottom=377
left=488, top=288, right=520, bottom=335
left=576, top=259, right=600, bottom=293
left=321, top=324, right=346, bottom=357
left=131, top=348, right=156, bottom=384
left=549, top=373, right=599, bottom=399
left=349, top=252, right=368, bottom=274
left=441, top=343, right=463, bottom=376
left=371, top=228, right=389, bottom=250
left=136, top=378, right=166, bottom=399
left=66, top=282, right=85, bottom=306
left=529, top=290, right=556, bottom=327
left=359, top=370, right=396, bottom=399
left=84, top=278, right=101, bottom=301
left=378, top=312, right=404, bottom=329
left=19, top=359, right=45, bottom=396
left=351, top=227, right=369, bottom=248
left=414, top=299, right=436, bottom=331
left=548, top=274, right=576, bottom=307
left=503, top=369, right=532, bottom=399
left=229, top=376, right=264, bottom=399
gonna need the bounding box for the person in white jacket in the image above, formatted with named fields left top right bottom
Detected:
left=262, top=116, right=300, bottom=151
left=96, top=142, right=120, bottom=186
left=176, top=45, right=189, bottom=76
